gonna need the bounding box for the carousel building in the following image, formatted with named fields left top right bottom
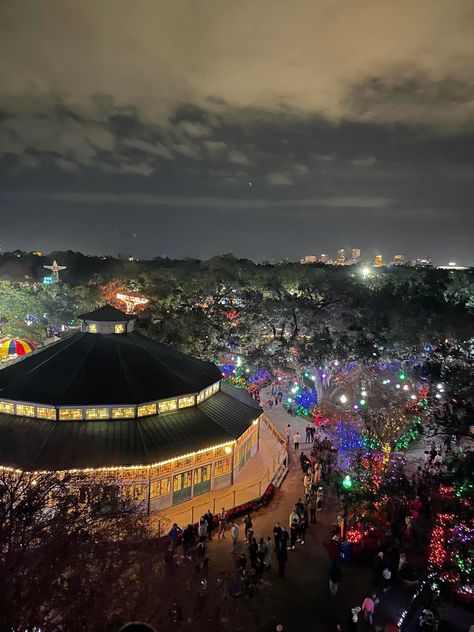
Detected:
left=0, top=305, right=262, bottom=513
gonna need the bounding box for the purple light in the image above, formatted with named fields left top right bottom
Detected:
left=322, top=373, right=327, bottom=378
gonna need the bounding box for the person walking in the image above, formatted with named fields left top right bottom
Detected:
left=230, top=521, right=240, bottom=552
left=361, top=593, right=378, bottom=625
left=243, top=513, right=253, bottom=541
left=298, top=513, right=307, bottom=544
left=205, top=509, right=214, bottom=540
left=285, top=424, right=291, bottom=444
left=316, top=486, right=324, bottom=512
left=257, top=537, right=267, bottom=570
left=167, top=523, right=180, bottom=549
left=218, top=507, right=227, bottom=539
left=295, top=498, right=305, bottom=516
left=198, top=519, right=208, bottom=543
left=289, top=508, right=299, bottom=527
left=329, top=561, right=342, bottom=597
left=248, top=537, right=258, bottom=569
left=273, top=522, right=283, bottom=552
left=348, top=607, right=361, bottom=632
left=293, top=432, right=300, bottom=450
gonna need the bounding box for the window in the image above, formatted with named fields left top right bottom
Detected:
left=173, top=470, right=192, bottom=492
left=195, top=449, right=213, bottom=464
left=137, top=403, right=157, bottom=417
left=156, top=462, right=172, bottom=475
left=211, top=381, right=220, bottom=394
left=194, top=465, right=211, bottom=485
left=59, top=408, right=83, bottom=420
left=111, top=407, right=135, bottom=419
left=37, top=407, right=56, bottom=420
left=158, top=399, right=177, bottom=413
left=178, top=395, right=195, bottom=409
left=132, top=484, right=147, bottom=501
left=150, top=477, right=171, bottom=498
left=0, top=401, right=15, bottom=414
left=251, top=429, right=258, bottom=446
left=85, top=408, right=109, bottom=420
left=88, top=323, right=97, bottom=333
left=174, top=456, right=193, bottom=470
left=197, top=386, right=211, bottom=403
left=214, top=457, right=231, bottom=477
left=114, top=323, right=125, bottom=334
left=16, top=404, right=35, bottom=417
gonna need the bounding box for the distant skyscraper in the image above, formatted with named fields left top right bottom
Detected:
left=373, top=254, right=383, bottom=267
left=415, top=258, right=433, bottom=267
left=300, top=255, right=318, bottom=264
left=320, top=254, right=328, bottom=263
left=337, top=249, right=346, bottom=264
left=352, top=248, right=361, bottom=261
left=393, top=254, right=405, bottom=264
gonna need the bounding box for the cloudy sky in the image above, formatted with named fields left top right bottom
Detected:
left=0, top=0, right=473, bottom=263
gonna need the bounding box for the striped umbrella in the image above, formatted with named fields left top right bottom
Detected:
left=0, top=338, right=37, bottom=358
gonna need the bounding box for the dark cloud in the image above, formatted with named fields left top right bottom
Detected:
left=0, top=1, right=473, bottom=263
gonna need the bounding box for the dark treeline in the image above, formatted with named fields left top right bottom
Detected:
left=1, top=251, right=473, bottom=368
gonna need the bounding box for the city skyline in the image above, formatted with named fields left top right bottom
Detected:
left=1, top=1, right=473, bottom=264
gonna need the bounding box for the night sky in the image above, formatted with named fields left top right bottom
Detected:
left=0, top=1, right=473, bottom=264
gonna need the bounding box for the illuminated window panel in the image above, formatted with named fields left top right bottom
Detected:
left=85, top=408, right=109, bottom=420
left=195, top=449, right=213, bottom=464
left=111, top=407, right=135, bottom=419
left=155, top=462, right=172, bottom=475
left=88, top=323, right=97, bottom=333
left=0, top=401, right=15, bottom=414
left=173, top=470, right=192, bottom=492
left=16, top=404, right=35, bottom=417
left=197, top=391, right=205, bottom=404
left=174, top=456, right=193, bottom=470
left=150, top=477, right=171, bottom=498
left=137, top=403, right=157, bottom=417
left=59, top=408, right=83, bottom=420
left=114, top=323, right=125, bottom=334
left=158, top=399, right=177, bottom=414
left=178, top=395, right=195, bottom=409
left=37, top=407, right=56, bottom=420
left=194, top=465, right=211, bottom=484
left=132, top=484, right=147, bottom=501
left=211, top=381, right=220, bottom=394
left=214, top=457, right=231, bottom=477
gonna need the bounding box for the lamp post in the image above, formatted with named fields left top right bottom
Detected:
left=341, top=474, right=352, bottom=540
